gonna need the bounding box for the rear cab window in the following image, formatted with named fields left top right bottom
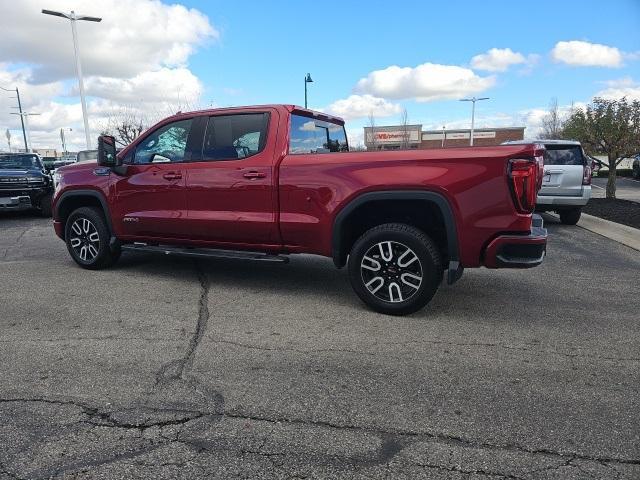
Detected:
left=289, top=114, right=349, bottom=154
left=544, top=145, right=586, bottom=166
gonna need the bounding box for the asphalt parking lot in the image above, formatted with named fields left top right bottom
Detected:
left=1, top=213, right=639, bottom=479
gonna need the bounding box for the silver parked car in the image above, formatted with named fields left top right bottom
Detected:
left=503, top=140, right=591, bottom=225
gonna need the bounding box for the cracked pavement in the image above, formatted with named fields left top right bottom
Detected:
left=0, top=212, right=639, bottom=479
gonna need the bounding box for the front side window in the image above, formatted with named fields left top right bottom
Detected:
left=201, top=113, right=269, bottom=161
left=134, top=119, right=193, bottom=164
left=289, top=114, right=348, bottom=154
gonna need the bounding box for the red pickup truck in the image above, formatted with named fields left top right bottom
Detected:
left=52, top=105, right=547, bottom=315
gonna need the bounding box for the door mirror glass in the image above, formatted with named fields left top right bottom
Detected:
left=97, top=135, right=118, bottom=167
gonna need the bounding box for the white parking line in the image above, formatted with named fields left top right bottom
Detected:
left=592, top=184, right=605, bottom=190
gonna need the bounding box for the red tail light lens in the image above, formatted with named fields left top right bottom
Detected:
left=582, top=164, right=592, bottom=185
left=509, top=159, right=538, bottom=214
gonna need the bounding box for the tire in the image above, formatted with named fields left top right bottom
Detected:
left=633, top=162, right=640, bottom=179
left=39, top=194, right=53, bottom=217
left=347, top=223, right=443, bottom=316
left=559, top=208, right=581, bottom=225
left=65, top=207, right=120, bottom=269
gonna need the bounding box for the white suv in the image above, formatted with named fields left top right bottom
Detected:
left=504, top=140, right=591, bottom=225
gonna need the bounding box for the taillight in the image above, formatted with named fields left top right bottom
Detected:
left=582, top=164, right=592, bottom=185
left=509, top=159, right=538, bottom=214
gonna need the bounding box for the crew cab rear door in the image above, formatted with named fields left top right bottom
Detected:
left=539, top=144, right=585, bottom=197
left=182, top=110, right=280, bottom=245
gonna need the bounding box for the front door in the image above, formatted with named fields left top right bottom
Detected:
left=113, top=117, right=195, bottom=239
left=183, top=111, right=279, bottom=246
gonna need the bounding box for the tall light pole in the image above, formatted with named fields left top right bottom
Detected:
left=42, top=9, right=101, bottom=149
left=441, top=125, right=446, bottom=148
left=1, top=86, right=28, bottom=151
left=459, top=97, right=489, bottom=146
left=11, top=112, right=40, bottom=152
left=304, top=73, right=313, bottom=109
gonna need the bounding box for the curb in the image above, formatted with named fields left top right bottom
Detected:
left=577, top=213, right=640, bottom=252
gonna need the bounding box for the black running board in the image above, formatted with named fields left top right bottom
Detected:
left=121, top=243, right=289, bottom=263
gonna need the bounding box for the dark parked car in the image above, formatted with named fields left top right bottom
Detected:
left=0, top=153, right=54, bottom=216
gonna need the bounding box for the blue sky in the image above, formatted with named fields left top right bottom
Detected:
left=1, top=0, right=639, bottom=150
left=181, top=0, right=640, bottom=140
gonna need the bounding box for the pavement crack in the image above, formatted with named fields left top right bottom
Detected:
left=222, top=409, right=640, bottom=467
left=155, top=263, right=210, bottom=383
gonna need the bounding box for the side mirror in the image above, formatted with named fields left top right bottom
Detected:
left=97, top=135, right=118, bottom=167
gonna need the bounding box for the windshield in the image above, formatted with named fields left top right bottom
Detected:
left=77, top=150, right=98, bottom=162
left=0, top=154, right=41, bottom=170
left=544, top=145, right=585, bottom=166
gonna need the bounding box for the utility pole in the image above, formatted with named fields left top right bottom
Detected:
left=441, top=126, right=446, bottom=148
left=10, top=112, right=40, bottom=152
left=42, top=9, right=102, bottom=149
left=459, top=97, right=489, bottom=146
left=5, top=129, right=11, bottom=152
left=1, top=86, right=28, bottom=151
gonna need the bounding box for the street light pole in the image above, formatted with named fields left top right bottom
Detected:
left=304, top=73, right=313, bottom=109
left=42, top=9, right=102, bottom=149
left=10, top=112, right=40, bottom=152
left=459, top=97, right=489, bottom=146
left=1, top=86, right=28, bottom=151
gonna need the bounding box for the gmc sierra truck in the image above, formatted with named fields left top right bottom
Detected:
left=52, top=105, right=547, bottom=315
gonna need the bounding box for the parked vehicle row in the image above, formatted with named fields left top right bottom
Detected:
left=0, top=153, right=54, bottom=216
left=52, top=104, right=548, bottom=315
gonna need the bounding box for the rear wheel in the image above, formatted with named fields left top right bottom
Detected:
left=65, top=207, right=120, bottom=269
left=559, top=207, right=581, bottom=225
left=347, top=223, right=443, bottom=316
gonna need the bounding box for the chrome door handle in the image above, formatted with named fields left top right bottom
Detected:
left=162, top=172, right=182, bottom=180
left=243, top=171, right=266, bottom=179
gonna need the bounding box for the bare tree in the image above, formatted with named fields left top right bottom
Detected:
left=99, top=100, right=197, bottom=148
left=540, top=98, right=565, bottom=139
left=399, top=108, right=410, bottom=149
left=367, top=111, right=378, bottom=151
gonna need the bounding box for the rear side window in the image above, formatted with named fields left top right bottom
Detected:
left=289, top=114, right=349, bottom=154
left=544, top=145, right=585, bottom=166
left=201, top=113, right=269, bottom=161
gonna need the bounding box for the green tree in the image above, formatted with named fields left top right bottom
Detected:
left=563, top=97, right=640, bottom=198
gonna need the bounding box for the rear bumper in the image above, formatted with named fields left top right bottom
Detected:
left=484, top=215, right=547, bottom=269
left=536, top=186, right=591, bottom=207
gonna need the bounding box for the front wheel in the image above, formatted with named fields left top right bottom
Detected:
left=559, top=207, right=581, bottom=225
left=65, top=207, right=120, bottom=269
left=347, top=223, right=443, bottom=316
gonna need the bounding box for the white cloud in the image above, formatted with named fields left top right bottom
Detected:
left=551, top=41, right=623, bottom=67
left=471, top=48, right=526, bottom=72
left=354, top=63, right=495, bottom=102
left=81, top=68, right=202, bottom=105
left=594, top=77, right=640, bottom=101
left=0, top=0, right=218, bottom=82
left=324, top=94, right=402, bottom=120
left=0, top=1, right=217, bottom=152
